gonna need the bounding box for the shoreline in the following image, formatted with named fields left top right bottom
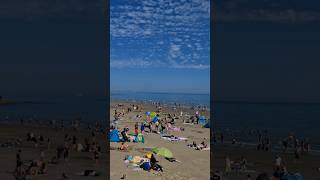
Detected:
left=110, top=100, right=210, bottom=180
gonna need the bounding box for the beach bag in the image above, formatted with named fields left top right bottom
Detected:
left=141, top=162, right=151, bottom=171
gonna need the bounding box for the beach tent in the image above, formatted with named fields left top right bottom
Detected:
left=110, top=129, right=120, bottom=142
left=134, top=133, right=145, bottom=143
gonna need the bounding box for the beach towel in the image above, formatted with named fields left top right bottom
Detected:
left=161, top=135, right=187, bottom=142
left=133, top=133, right=145, bottom=143
left=167, top=124, right=182, bottom=131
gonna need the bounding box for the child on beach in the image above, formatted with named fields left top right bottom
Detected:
left=119, top=142, right=128, bottom=151
left=134, top=122, right=139, bottom=136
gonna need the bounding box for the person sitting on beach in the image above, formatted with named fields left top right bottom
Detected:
left=14, top=165, right=27, bottom=180
left=150, top=154, right=163, bottom=172
left=212, top=171, right=221, bottom=180
left=121, top=128, right=130, bottom=142
left=38, top=161, right=47, bottom=174
left=16, top=149, right=22, bottom=168
left=26, top=160, right=38, bottom=176
left=119, top=142, right=128, bottom=151
left=195, top=141, right=208, bottom=150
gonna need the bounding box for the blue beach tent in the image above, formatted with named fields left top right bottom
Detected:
left=110, top=129, right=120, bottom=142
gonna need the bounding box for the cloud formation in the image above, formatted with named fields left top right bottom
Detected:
left=111, top=0, right=210, bottom=69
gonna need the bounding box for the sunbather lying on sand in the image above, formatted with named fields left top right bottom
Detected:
left=187, top=141, right=209, bottom=150
left=76, top=170, right=101, bottom=176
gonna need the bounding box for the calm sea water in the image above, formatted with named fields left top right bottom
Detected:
left=214, top=102, right=320, bottom=144
left=0, top=96, right=108, bottom=123
left=111, top=91, right=210, bottom=107
left=0, top=92, right=210, bottom=123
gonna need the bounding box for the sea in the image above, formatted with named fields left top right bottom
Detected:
left=0, top=92, right=210, bottom=124
left=0, top=95, right=108, bottom=124
left=111, top=91, right=210, bottom=107
left=214, top=102, right=320, bottom=148
left=1, top=93, right=319, bottom=147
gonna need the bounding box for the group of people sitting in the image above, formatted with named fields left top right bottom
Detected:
left=187, top=141, right=209, bottom=150
left=125, top=153, right=163, bottom=172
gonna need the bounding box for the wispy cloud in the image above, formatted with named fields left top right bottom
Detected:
left=111, top=0, right=210, bottom=69
left=111, top=59, right=210, bottom=70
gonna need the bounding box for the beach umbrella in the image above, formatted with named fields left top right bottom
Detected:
left=152, top=147, right=173, bottom=158
left=150, top=112, right=156, bottom=118
left=145, top=111, right=151, bottom=116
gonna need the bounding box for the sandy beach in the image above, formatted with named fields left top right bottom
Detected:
left=0, top=123, right=107, bottom=180
left=212, top=131, right=320, bottom=179
left=110, top=101, right=210, bottom=180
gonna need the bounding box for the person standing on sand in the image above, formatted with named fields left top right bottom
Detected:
left=225, top=156, right=231, bottom=174
left=16, top=149, right=22, bottom=168
left=246, top=174, right=252, bottom=180
left=63, top=142, right=70, bottom=162
left=72, top=136, right=77, bottom=150
left=134, top=122, right=139, bottom=136
left=93, top=148, right=100, bottom=166
left=220, top=133, right=224, bottom=144
left=275, top=155, right=282, bottom=167
left=140, top=122, right=145, bottom=135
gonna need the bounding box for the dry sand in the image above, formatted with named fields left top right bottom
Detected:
left=0, top=124, right=107, bottom=180
left=213, top=143, right=320, bottom=179
left=110, top=101, right=210, bottom=180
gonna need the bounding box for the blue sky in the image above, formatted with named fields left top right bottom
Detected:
left=110, top=0, right=210, bottom=94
